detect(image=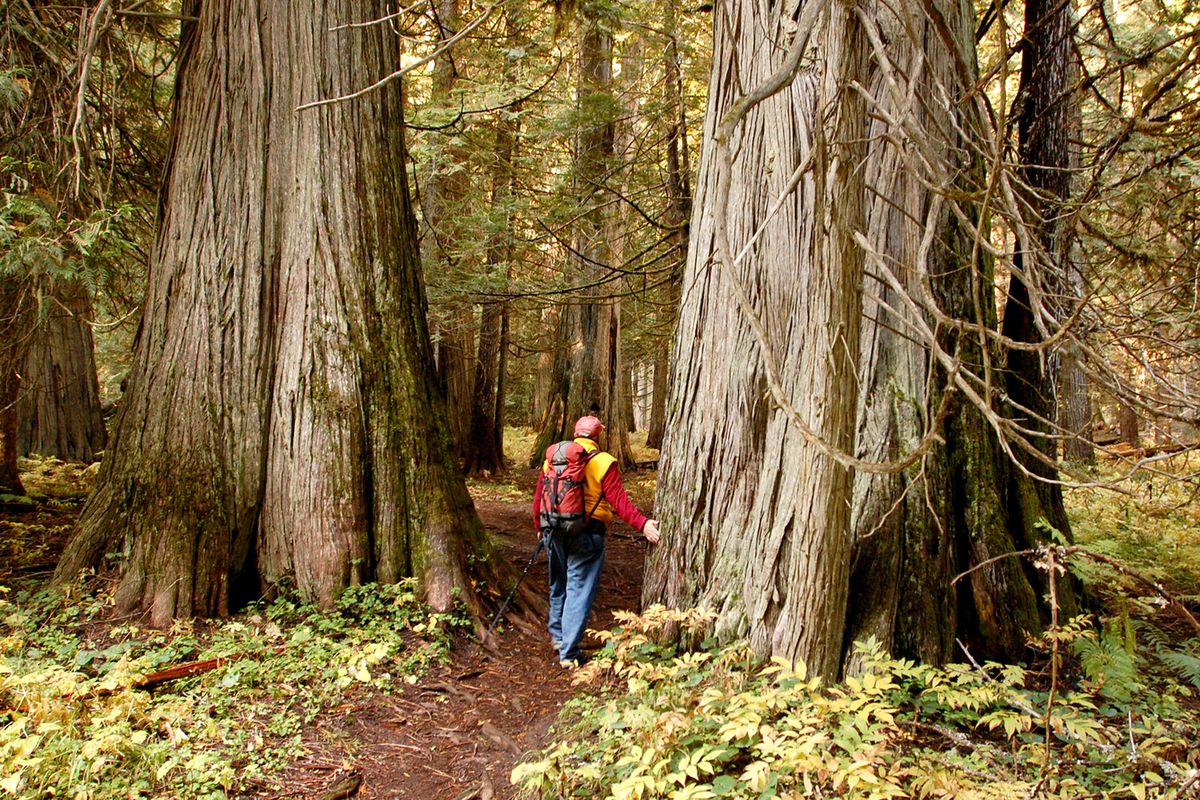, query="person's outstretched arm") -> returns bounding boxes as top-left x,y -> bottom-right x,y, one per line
599,466 -> 659,543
